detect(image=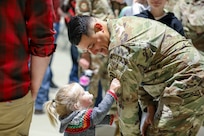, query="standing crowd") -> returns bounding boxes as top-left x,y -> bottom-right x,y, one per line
0,0 -> 204,136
